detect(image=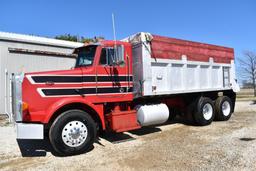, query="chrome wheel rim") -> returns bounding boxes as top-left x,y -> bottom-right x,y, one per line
222,101 -> 231,116
62,120 -> 88,147
202,103 -> 213,120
